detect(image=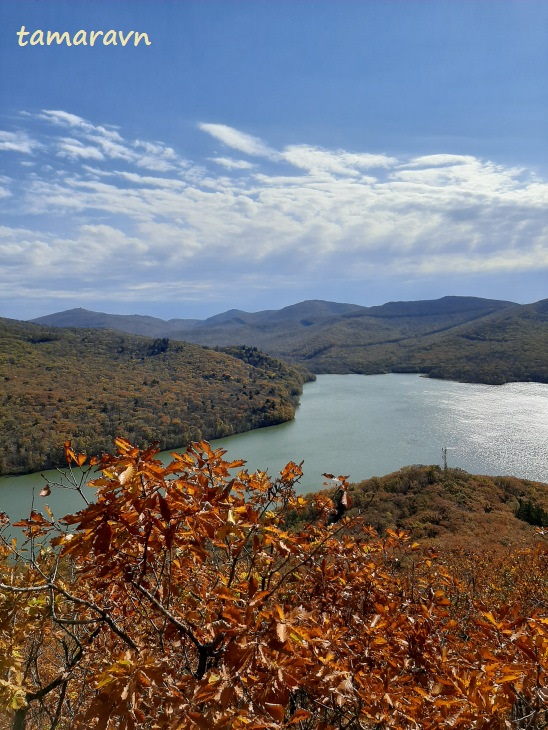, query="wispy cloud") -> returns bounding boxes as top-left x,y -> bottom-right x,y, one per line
1,111 -> 547,309
58,138 -> 106,161
199,123 -> 277,158
211,157 -> 255,170
0,130 -> 39,154
37,109 -> 186,172
282,145 -> 396,177
38,110 -> 123,141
